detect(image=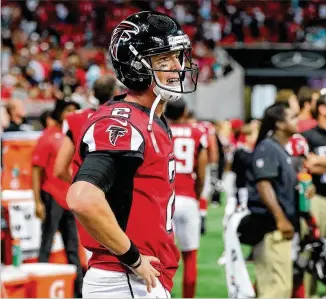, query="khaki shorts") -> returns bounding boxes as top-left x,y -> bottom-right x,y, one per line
253,230 -> 293,298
